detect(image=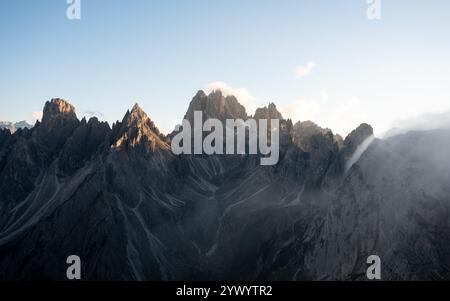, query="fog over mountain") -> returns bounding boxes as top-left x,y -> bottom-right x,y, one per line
0,121 -> 32,134
384,110 -> 450,138
0,90 -> 449,280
